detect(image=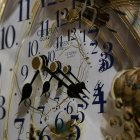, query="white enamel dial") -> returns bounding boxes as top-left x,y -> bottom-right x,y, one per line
0,0 -> 139,140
